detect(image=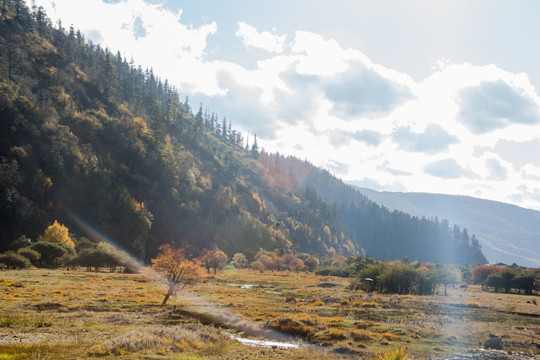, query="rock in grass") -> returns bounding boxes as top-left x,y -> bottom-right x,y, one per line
484,337 -> 503,349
